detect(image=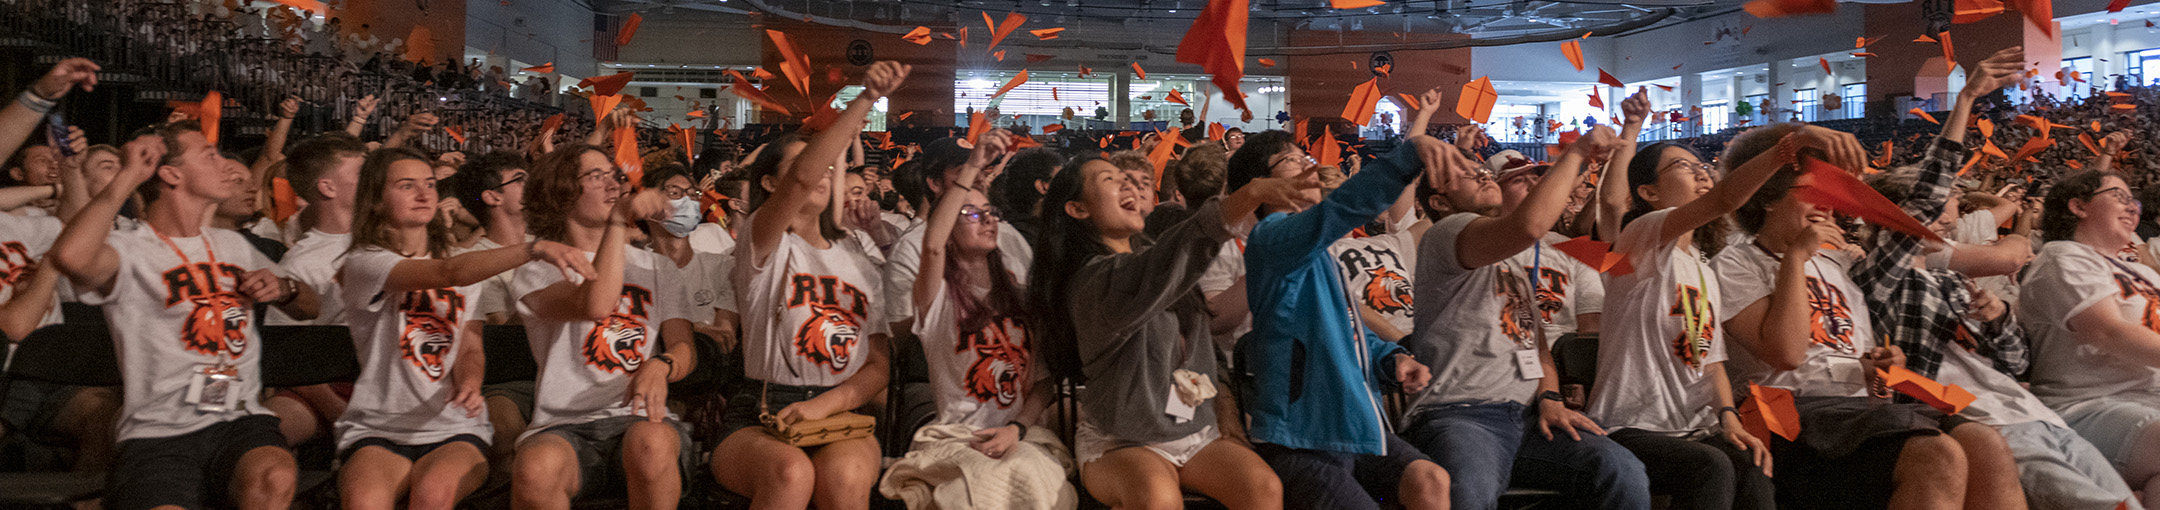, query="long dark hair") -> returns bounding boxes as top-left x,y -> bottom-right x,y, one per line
1622,141 -> 1731,255
741,134 -> 845,241
1027,156 -> 1111,384
348,148 -> 453,258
